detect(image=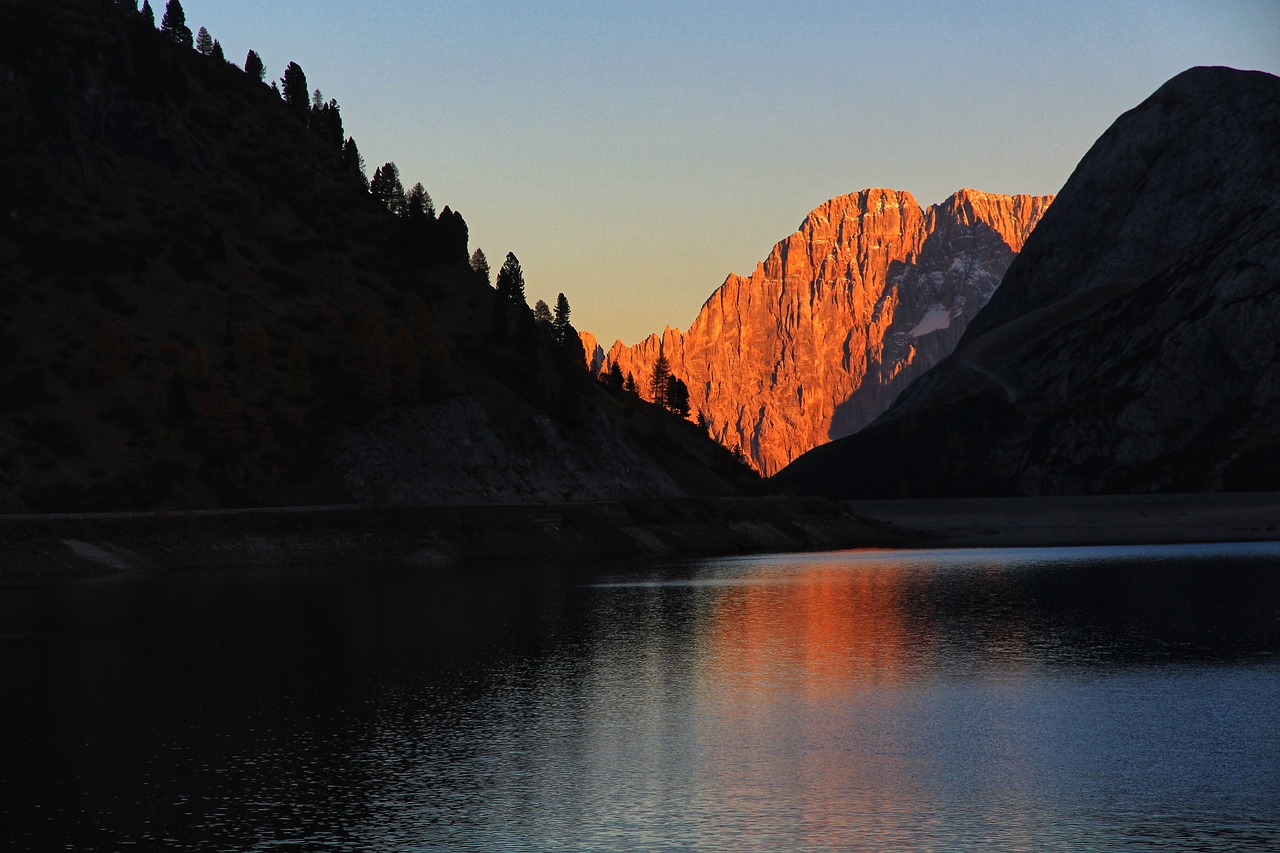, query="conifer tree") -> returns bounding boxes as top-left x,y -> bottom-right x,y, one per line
140,0 -> 155,29
341,136 -> 367,186
244,49 -> 265,82
406,183 -> 434,219
470,248 -> 491,287
370,162 -> 406,215
607,362 -> 625,391
195,26 -> 212,56
624,372 -> 637,394
666,376 -> 691,416
553,293 -> 571,342
211,39 -> 225,62
281,61 -> 309,116
160,0 -> 192,48
495,252 -> 526,305
650,353 -> 671,407
533,299 -> 553,328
